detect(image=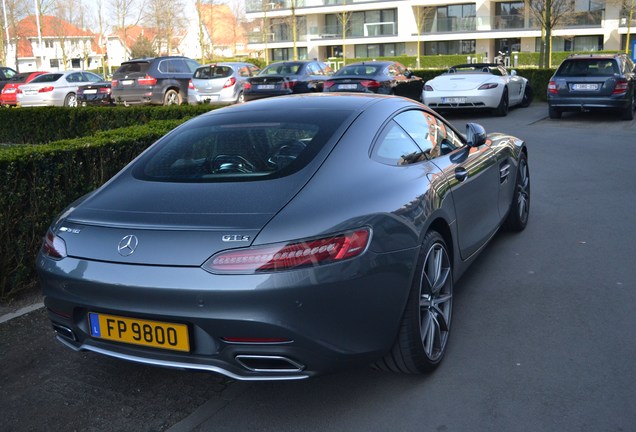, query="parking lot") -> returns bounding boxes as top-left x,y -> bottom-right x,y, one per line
1,102 -> 635,432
